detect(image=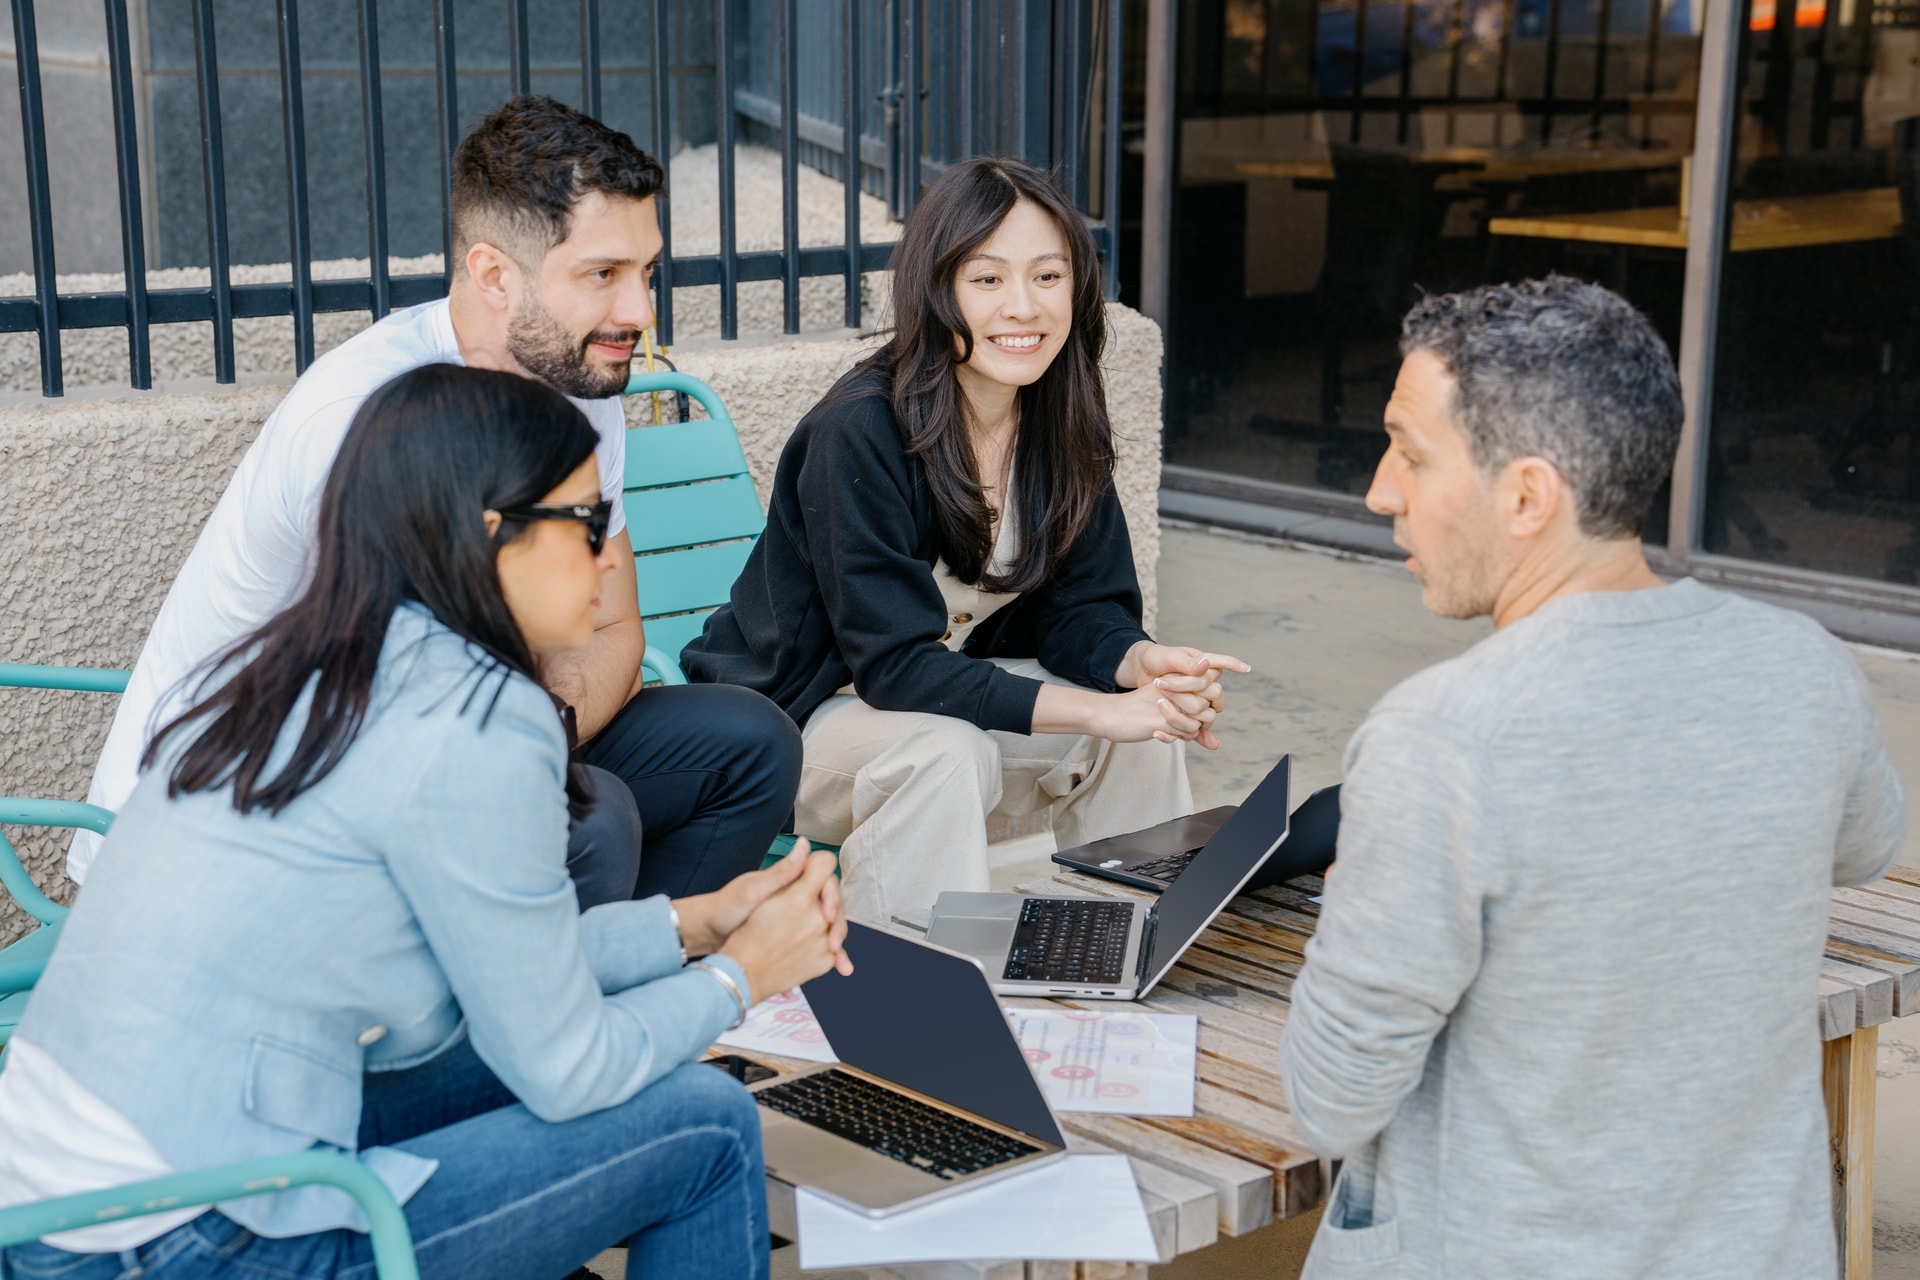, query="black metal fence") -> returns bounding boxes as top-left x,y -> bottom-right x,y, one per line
2,0 -> 1123,398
